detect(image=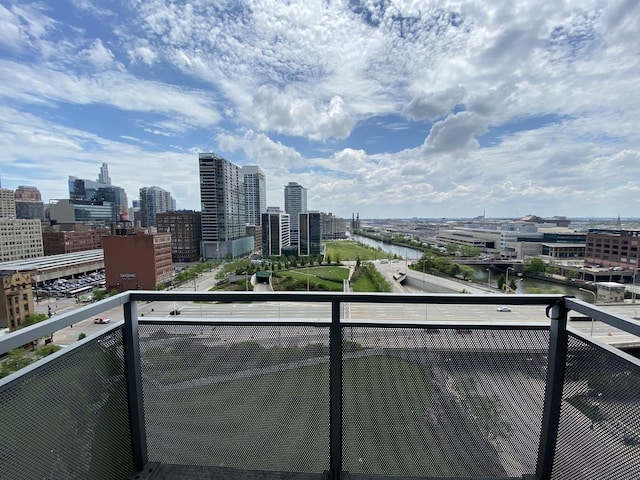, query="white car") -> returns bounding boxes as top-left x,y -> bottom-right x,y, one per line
94,317 -> 110,324
496,307 -> 512,312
